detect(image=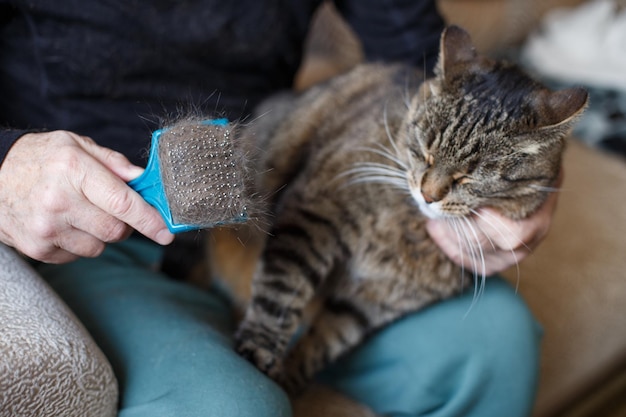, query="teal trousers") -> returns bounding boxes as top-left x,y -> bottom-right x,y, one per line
38,237 -> 541,417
